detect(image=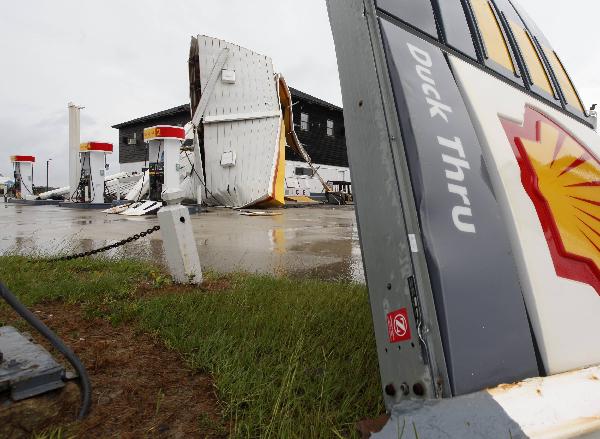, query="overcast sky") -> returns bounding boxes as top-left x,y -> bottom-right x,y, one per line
1,0 -> 598,187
